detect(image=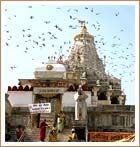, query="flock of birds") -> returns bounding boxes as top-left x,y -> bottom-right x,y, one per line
5,5 -> 135,86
